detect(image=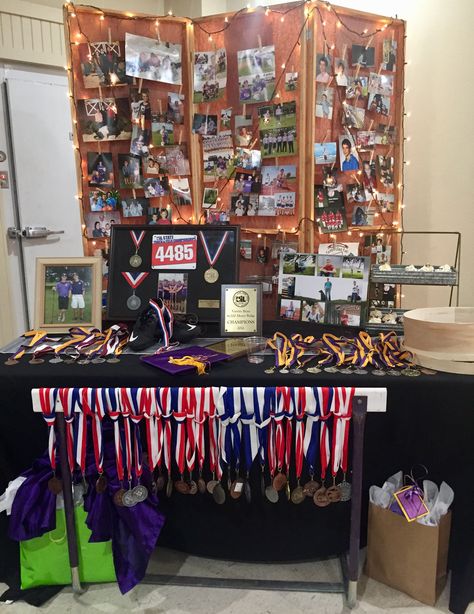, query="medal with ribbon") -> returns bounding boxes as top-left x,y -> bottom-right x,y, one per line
5,330 -> 49,365
331,387 -> 355,501
198,230 -> 229,284
118,388 -> 136,507
121,272 -> 149,311
253,387 -> 273,498
172,388 -> 190,494
313,387 -> 334,507
129,388 -> 148,503
105,388 -> 127,506
156,387 -> 173,496
290,387 -> 306,503
129,230 -> 146,268
38,388 -> 62,493
302,387 -> 321,497
58,387 -> 77,478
